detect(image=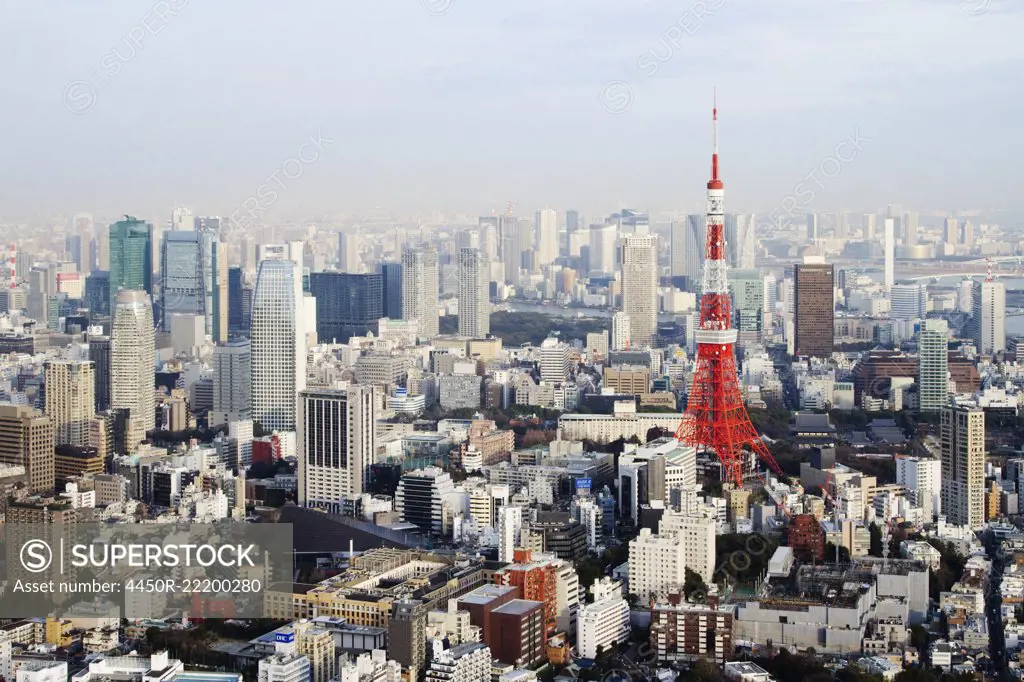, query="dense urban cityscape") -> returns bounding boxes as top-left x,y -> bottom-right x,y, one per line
2,2 -> 1022,682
